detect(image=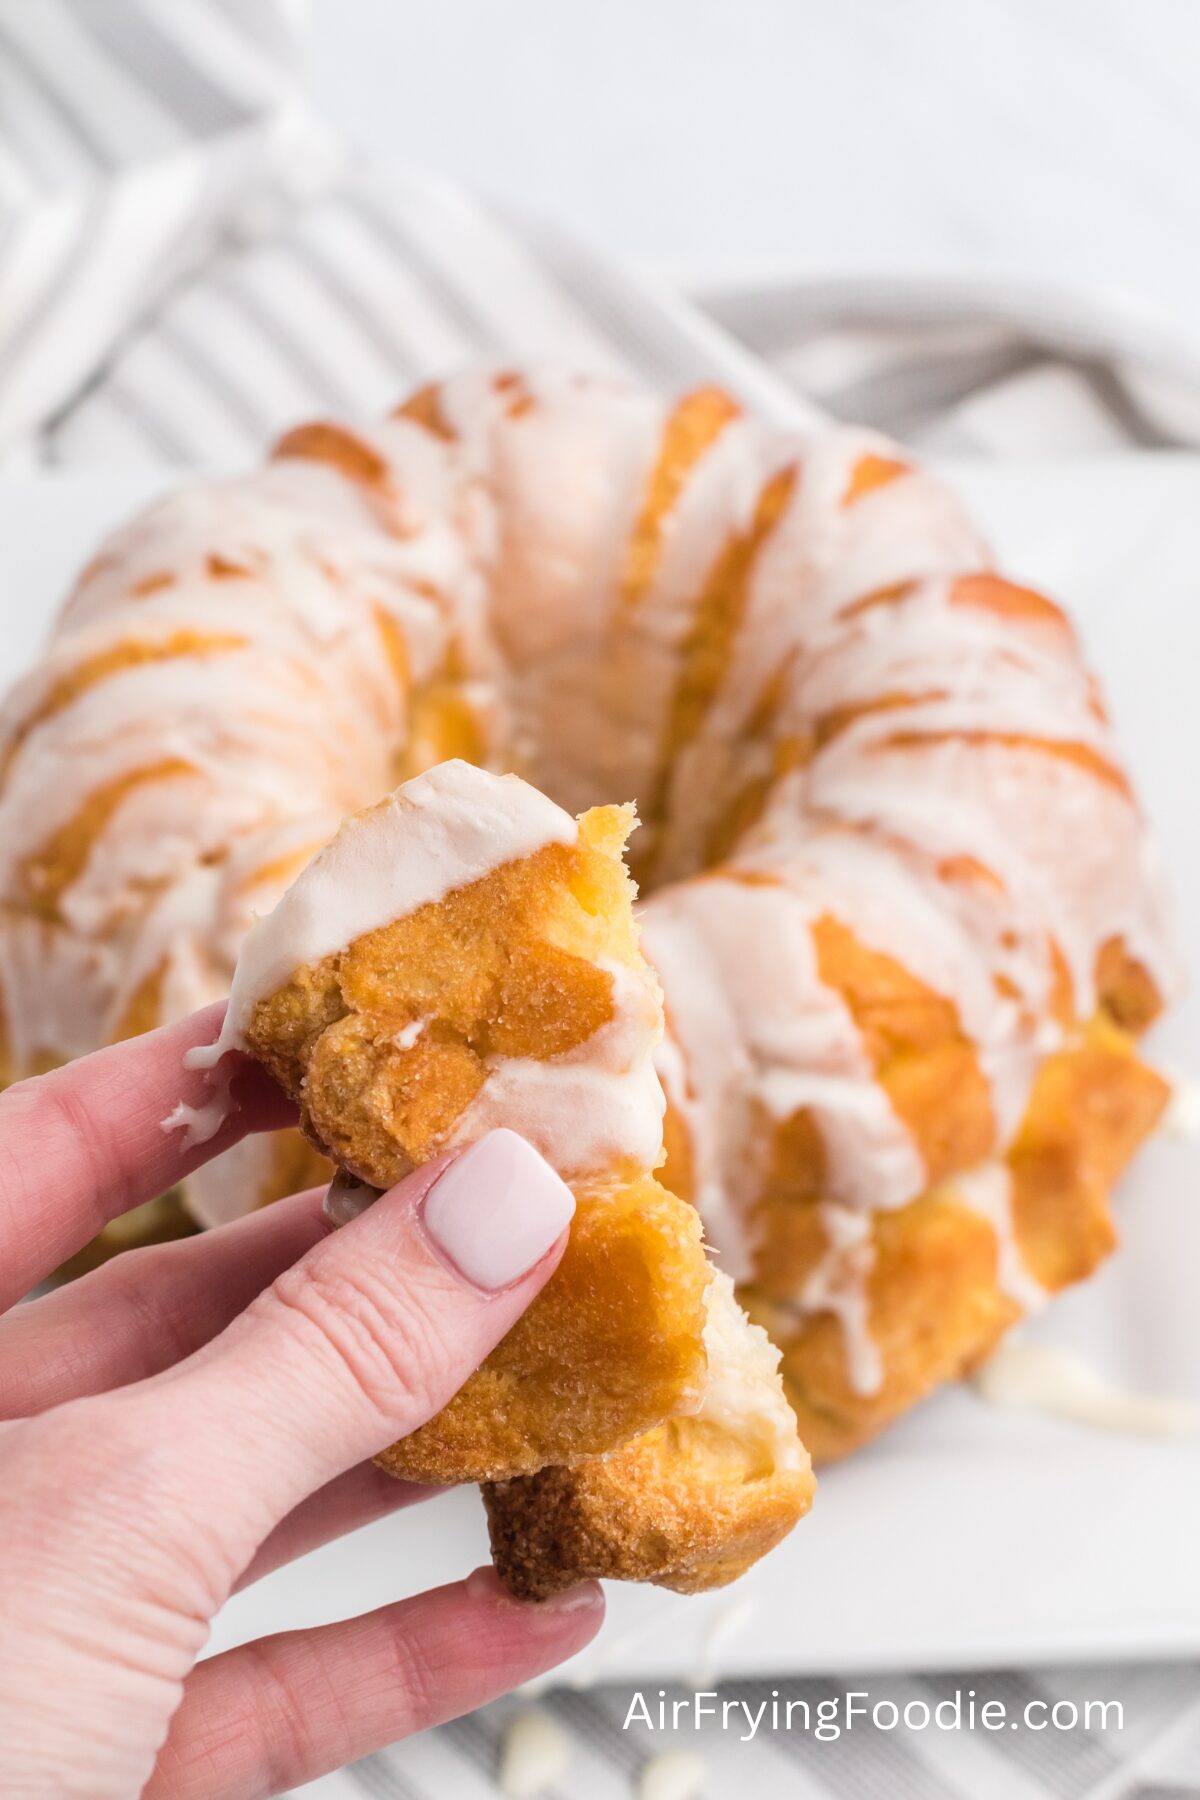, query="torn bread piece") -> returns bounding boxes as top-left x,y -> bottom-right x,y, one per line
222,759 -> 812,1588
484,1271 -> 815,1598
219,761 -> 712,1481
